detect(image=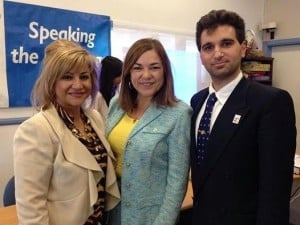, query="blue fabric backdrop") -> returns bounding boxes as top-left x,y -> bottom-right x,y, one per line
4,1 -> 111,107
